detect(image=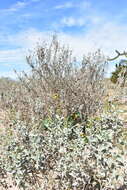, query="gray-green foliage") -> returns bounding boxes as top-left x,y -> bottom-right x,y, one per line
0,114 -> 127,190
